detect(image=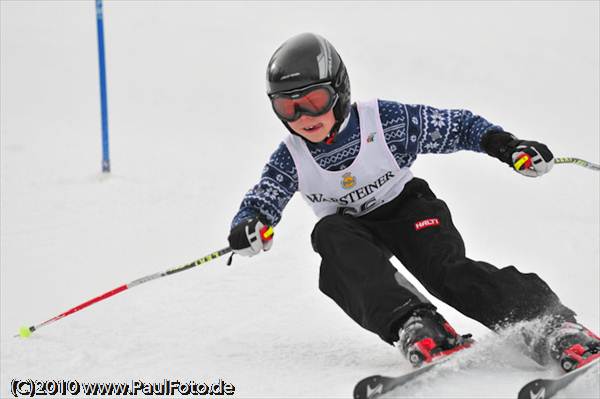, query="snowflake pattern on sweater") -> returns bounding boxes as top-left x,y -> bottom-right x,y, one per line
231,99 -> 502,228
